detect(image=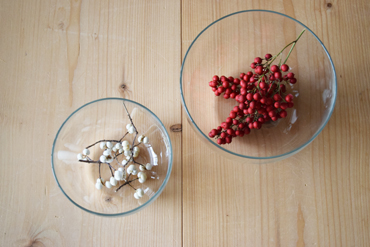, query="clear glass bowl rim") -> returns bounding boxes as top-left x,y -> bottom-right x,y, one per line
51,97 -> 173,217
180,9 -> 337,161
